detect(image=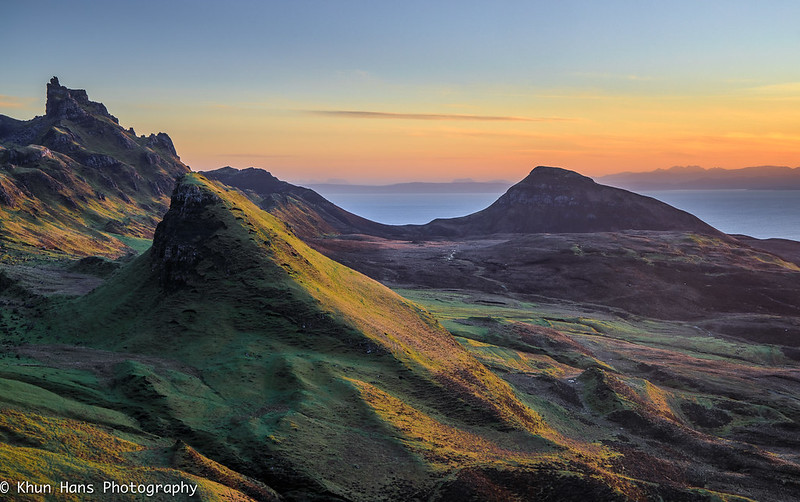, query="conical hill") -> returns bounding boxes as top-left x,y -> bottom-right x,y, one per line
54,173 -> 585,499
